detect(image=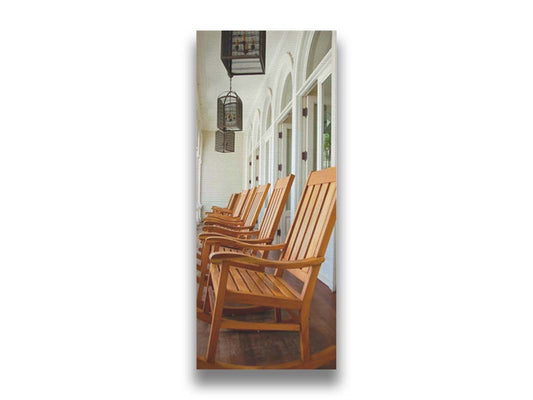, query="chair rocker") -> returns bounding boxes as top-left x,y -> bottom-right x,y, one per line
197,167 -> 337,369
